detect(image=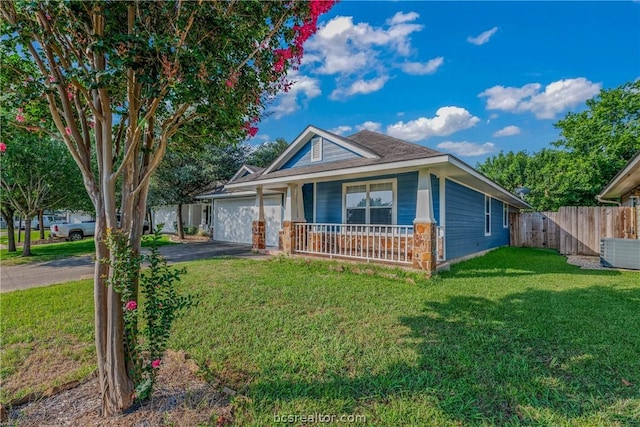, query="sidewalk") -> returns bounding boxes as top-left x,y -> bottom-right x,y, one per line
0,241 -> 260,293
